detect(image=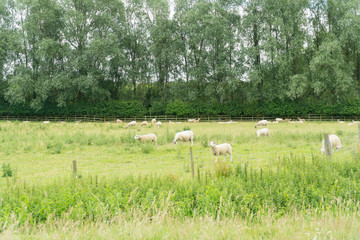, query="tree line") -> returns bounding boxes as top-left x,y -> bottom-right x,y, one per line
0,0 -> 360,113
